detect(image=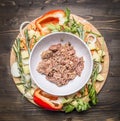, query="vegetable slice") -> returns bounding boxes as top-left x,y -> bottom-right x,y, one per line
23,65 -> 30,74
22,58 -> 29,65
33,88 -> 63,111
96,74 -> 104,81
86,33 -> 97,43
35,10 -> 65,35
92,51 -> 101,62
98,50 -> 105,57
98,63 -> 102,73
11,62 -> 20,77
21,50 -> 29,59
